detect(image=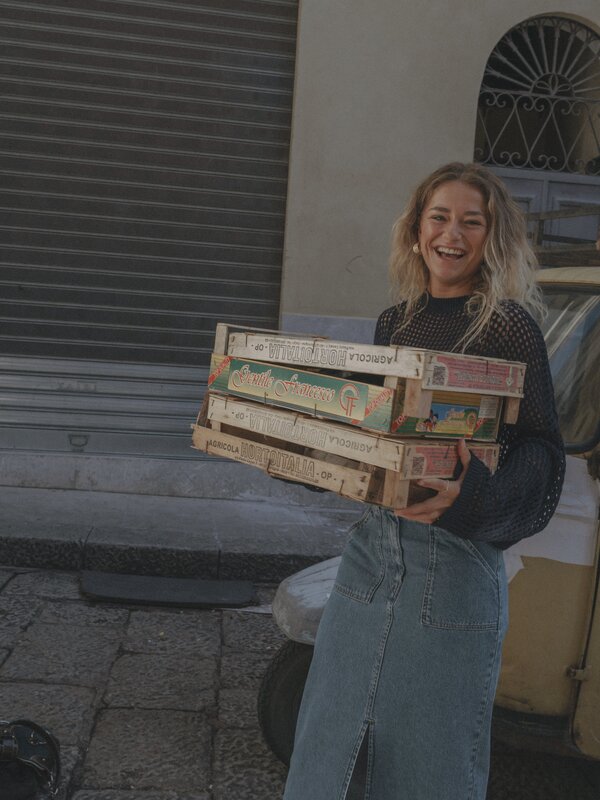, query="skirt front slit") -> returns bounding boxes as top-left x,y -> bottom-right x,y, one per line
283,507 -> 508,800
